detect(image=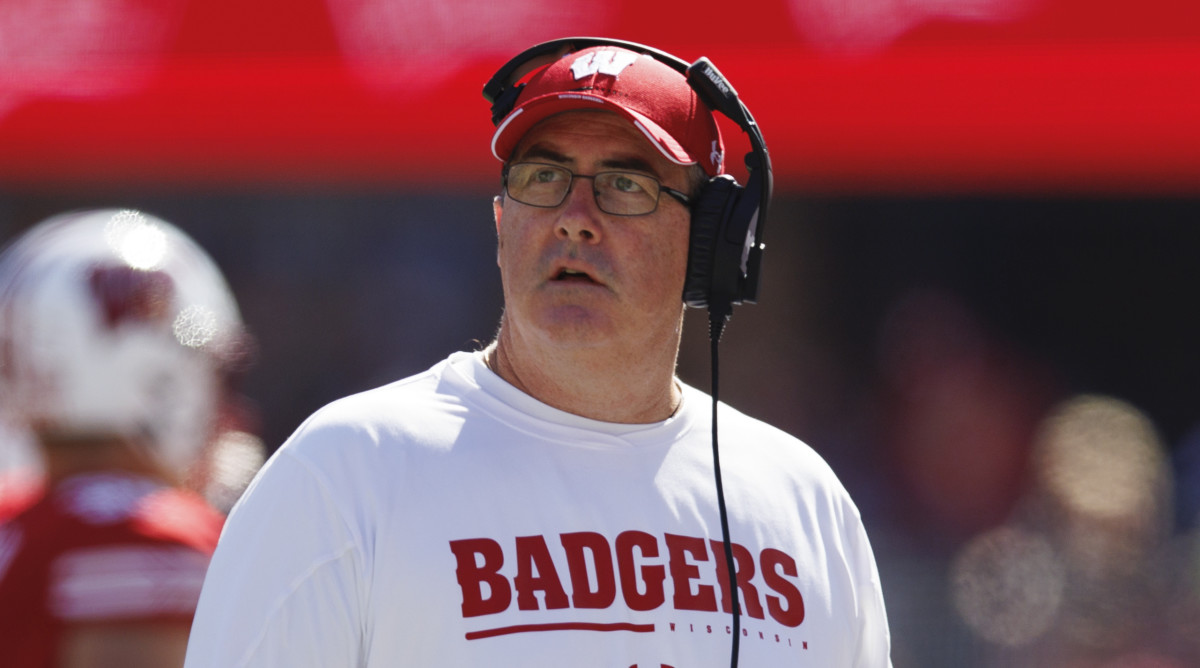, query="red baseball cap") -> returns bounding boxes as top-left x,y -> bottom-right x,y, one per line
491,45 -> 726,177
